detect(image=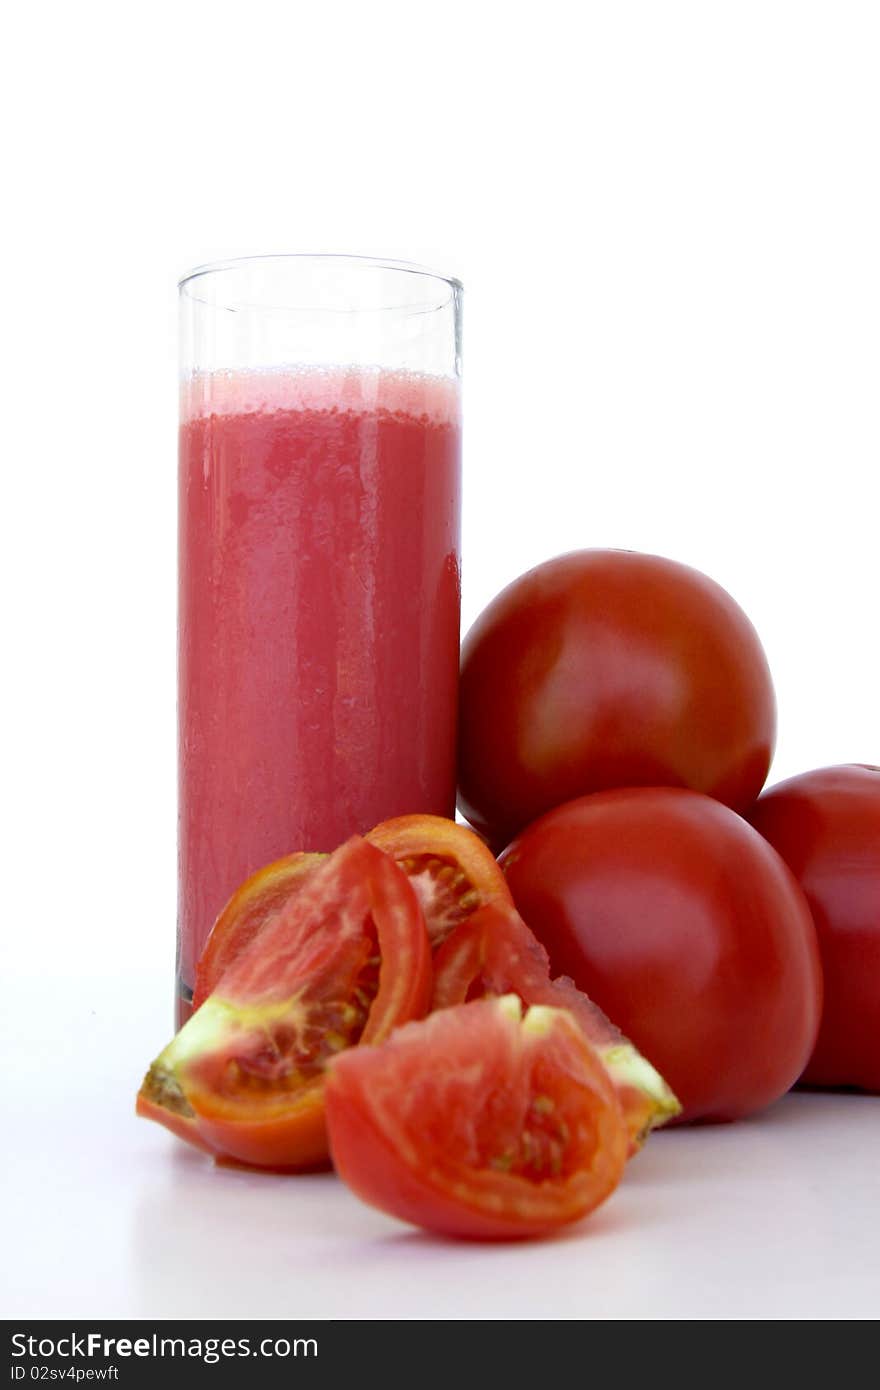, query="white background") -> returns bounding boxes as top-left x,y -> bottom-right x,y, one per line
3,1 -> 879,1321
